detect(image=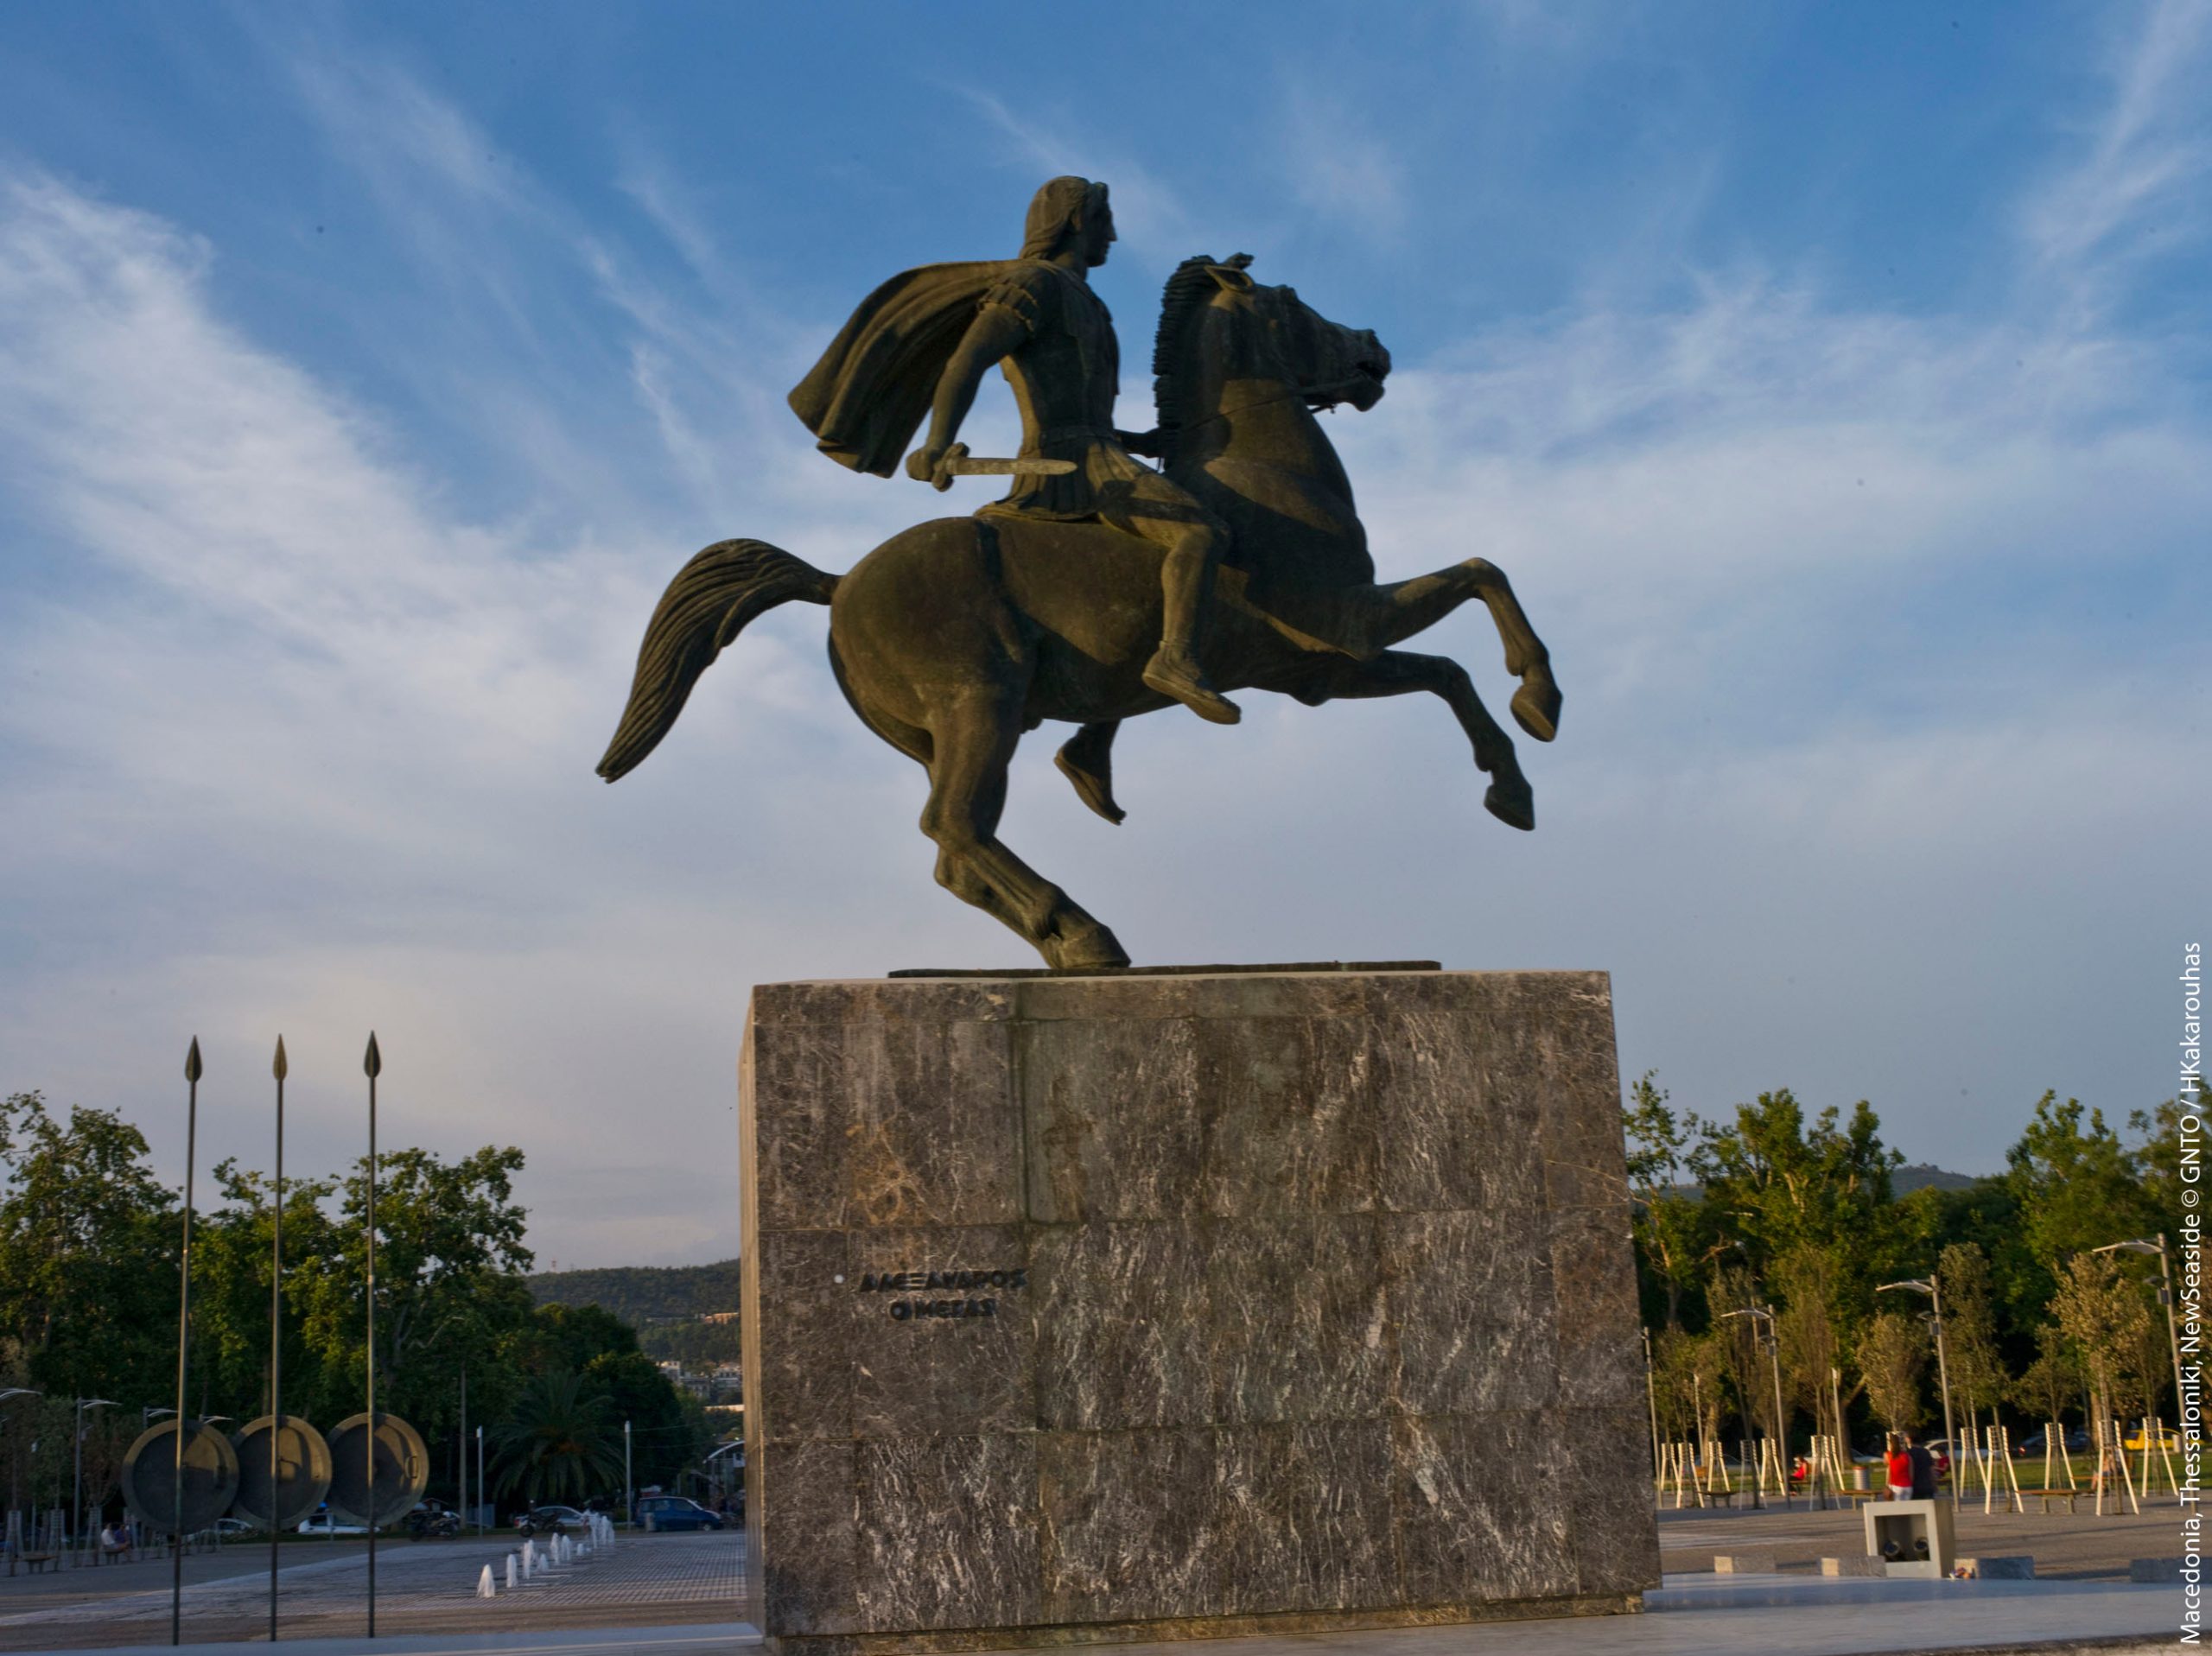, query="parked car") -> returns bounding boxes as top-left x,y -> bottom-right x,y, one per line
213,1517 -> 257,1539
297,1511 -> 369,1537
635,1494 -> 724,1533
2013,1427 -> 2092,1457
